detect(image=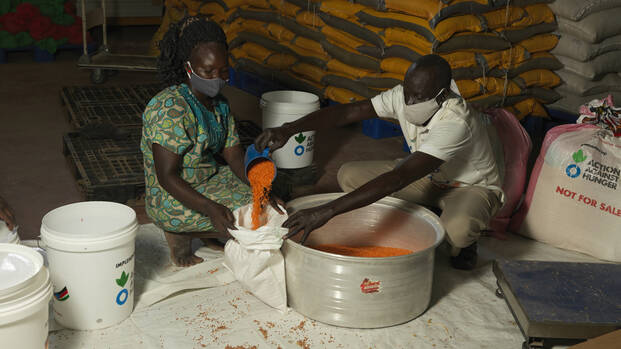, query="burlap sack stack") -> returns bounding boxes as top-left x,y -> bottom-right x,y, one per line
152,0 -> 563,120
548,0 -> 621,114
